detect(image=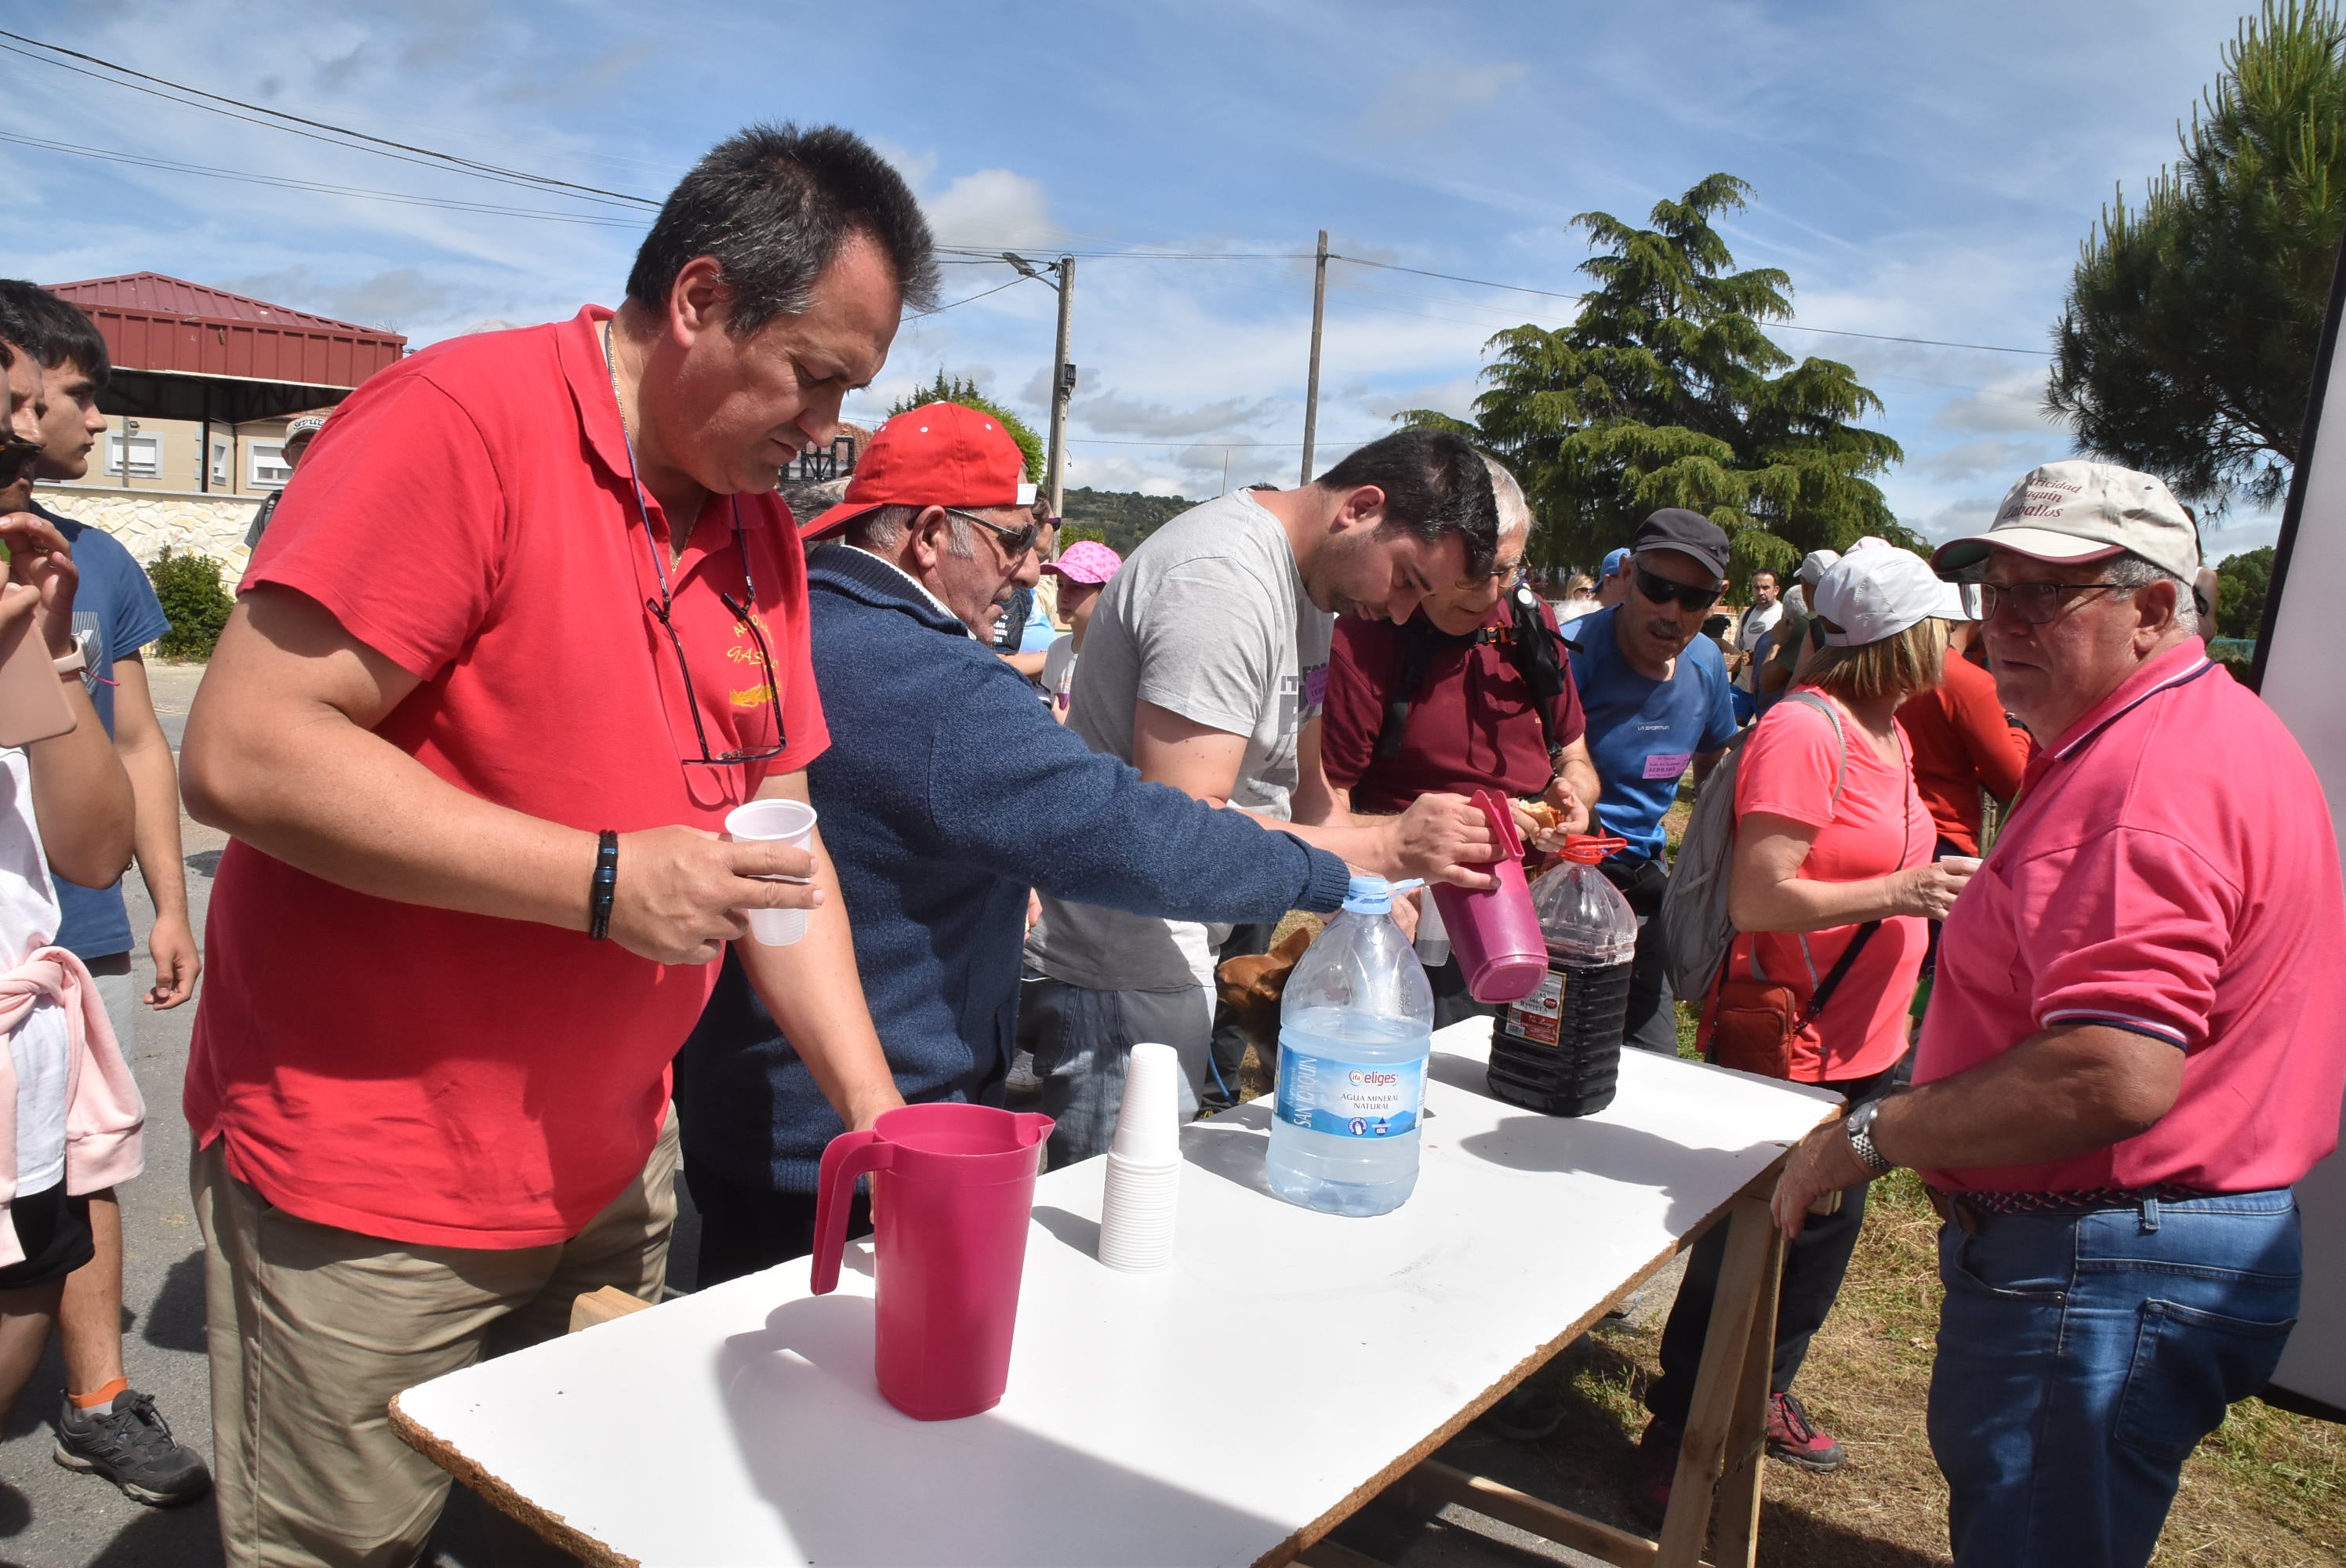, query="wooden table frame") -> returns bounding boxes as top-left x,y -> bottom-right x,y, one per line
1291,1162 -> 1789,1568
